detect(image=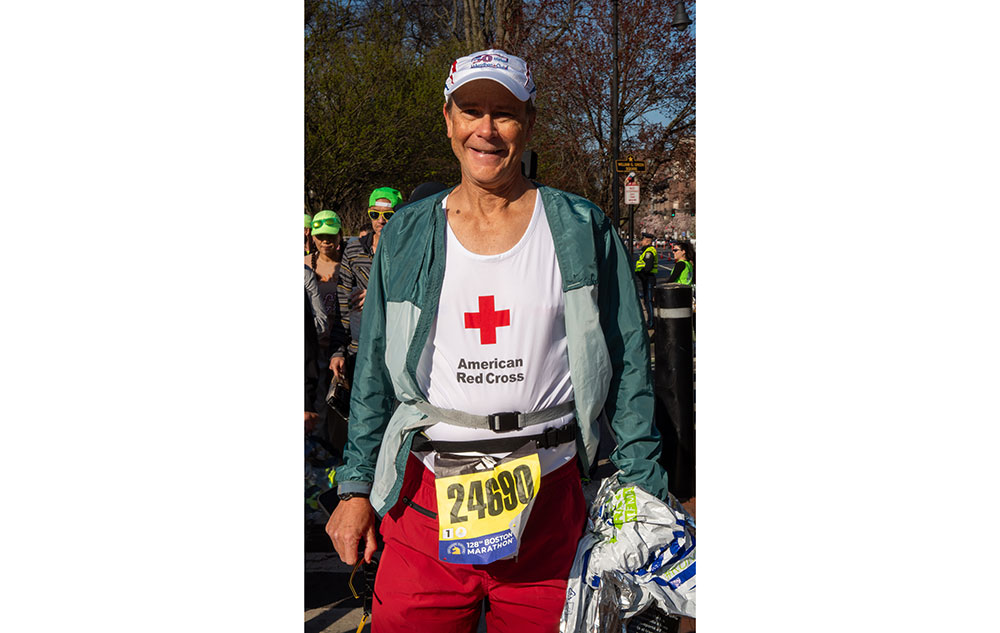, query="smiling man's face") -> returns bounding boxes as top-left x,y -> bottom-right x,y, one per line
444,79 -> 535,190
